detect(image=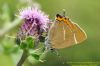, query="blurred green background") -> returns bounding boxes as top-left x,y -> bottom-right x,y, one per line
0,0 -> 100,66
